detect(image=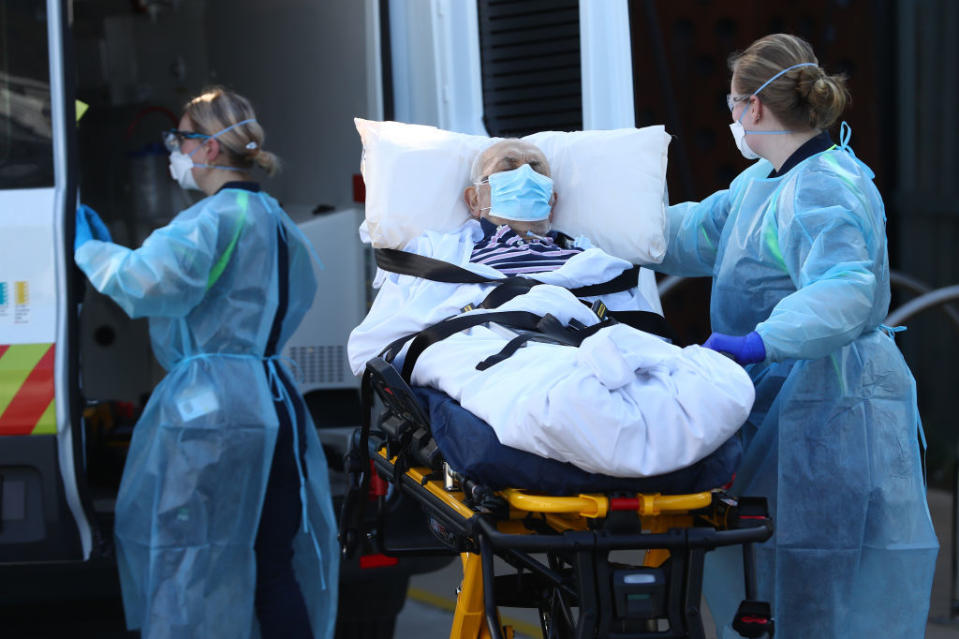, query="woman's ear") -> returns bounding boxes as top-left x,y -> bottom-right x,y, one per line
751,98 -> 763,124
548,191 -> 558,221
204,138 -> 220,162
